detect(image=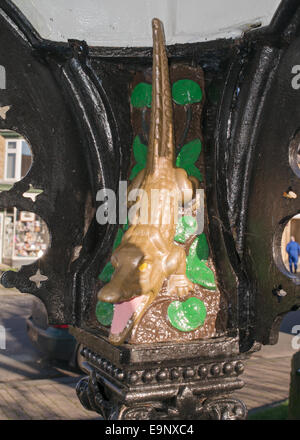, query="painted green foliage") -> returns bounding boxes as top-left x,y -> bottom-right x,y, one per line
175,139 -> 202,181
97,80 -> 213,327
97,225 -> 127,325
174,215 -> 197,243
167,297 -> 206,332
98,217 -> 130,285
98,262 -> 115,284
188,233 -> 209,261
131,82 -> 152,108
174,217 -> 216,291
130,80 -> 203,181
172,79 -> 203,105
129,136 -> 202,181
96,301 -> 114,326
98,228 -> 124,283
131,79 -> 202,109
186,235 -> 216,290
130,136 -> 147,180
